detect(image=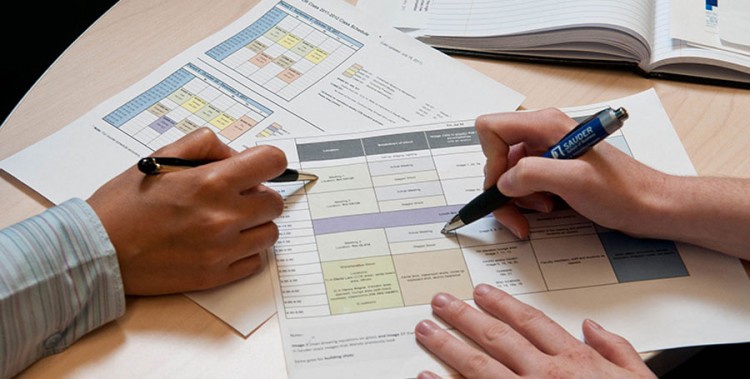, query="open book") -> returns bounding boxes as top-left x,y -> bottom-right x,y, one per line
358,0 -> 750,87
